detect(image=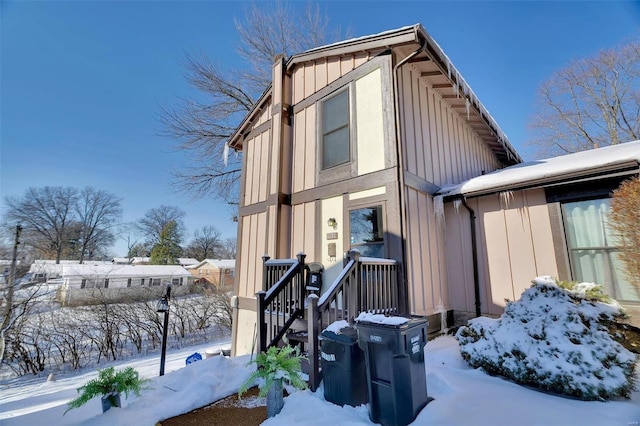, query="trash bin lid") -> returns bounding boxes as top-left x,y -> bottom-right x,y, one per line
321,325 -> 358,343
355,313 -> 428,329
355,312 -> 410,327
